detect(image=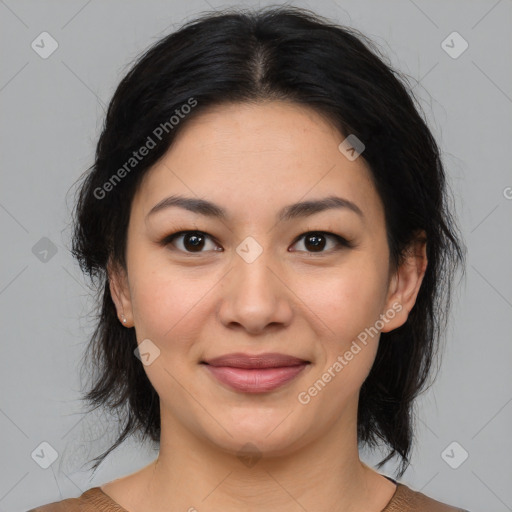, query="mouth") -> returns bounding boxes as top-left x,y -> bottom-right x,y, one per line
200,352 -> 311,393
201,352 -> 310,368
